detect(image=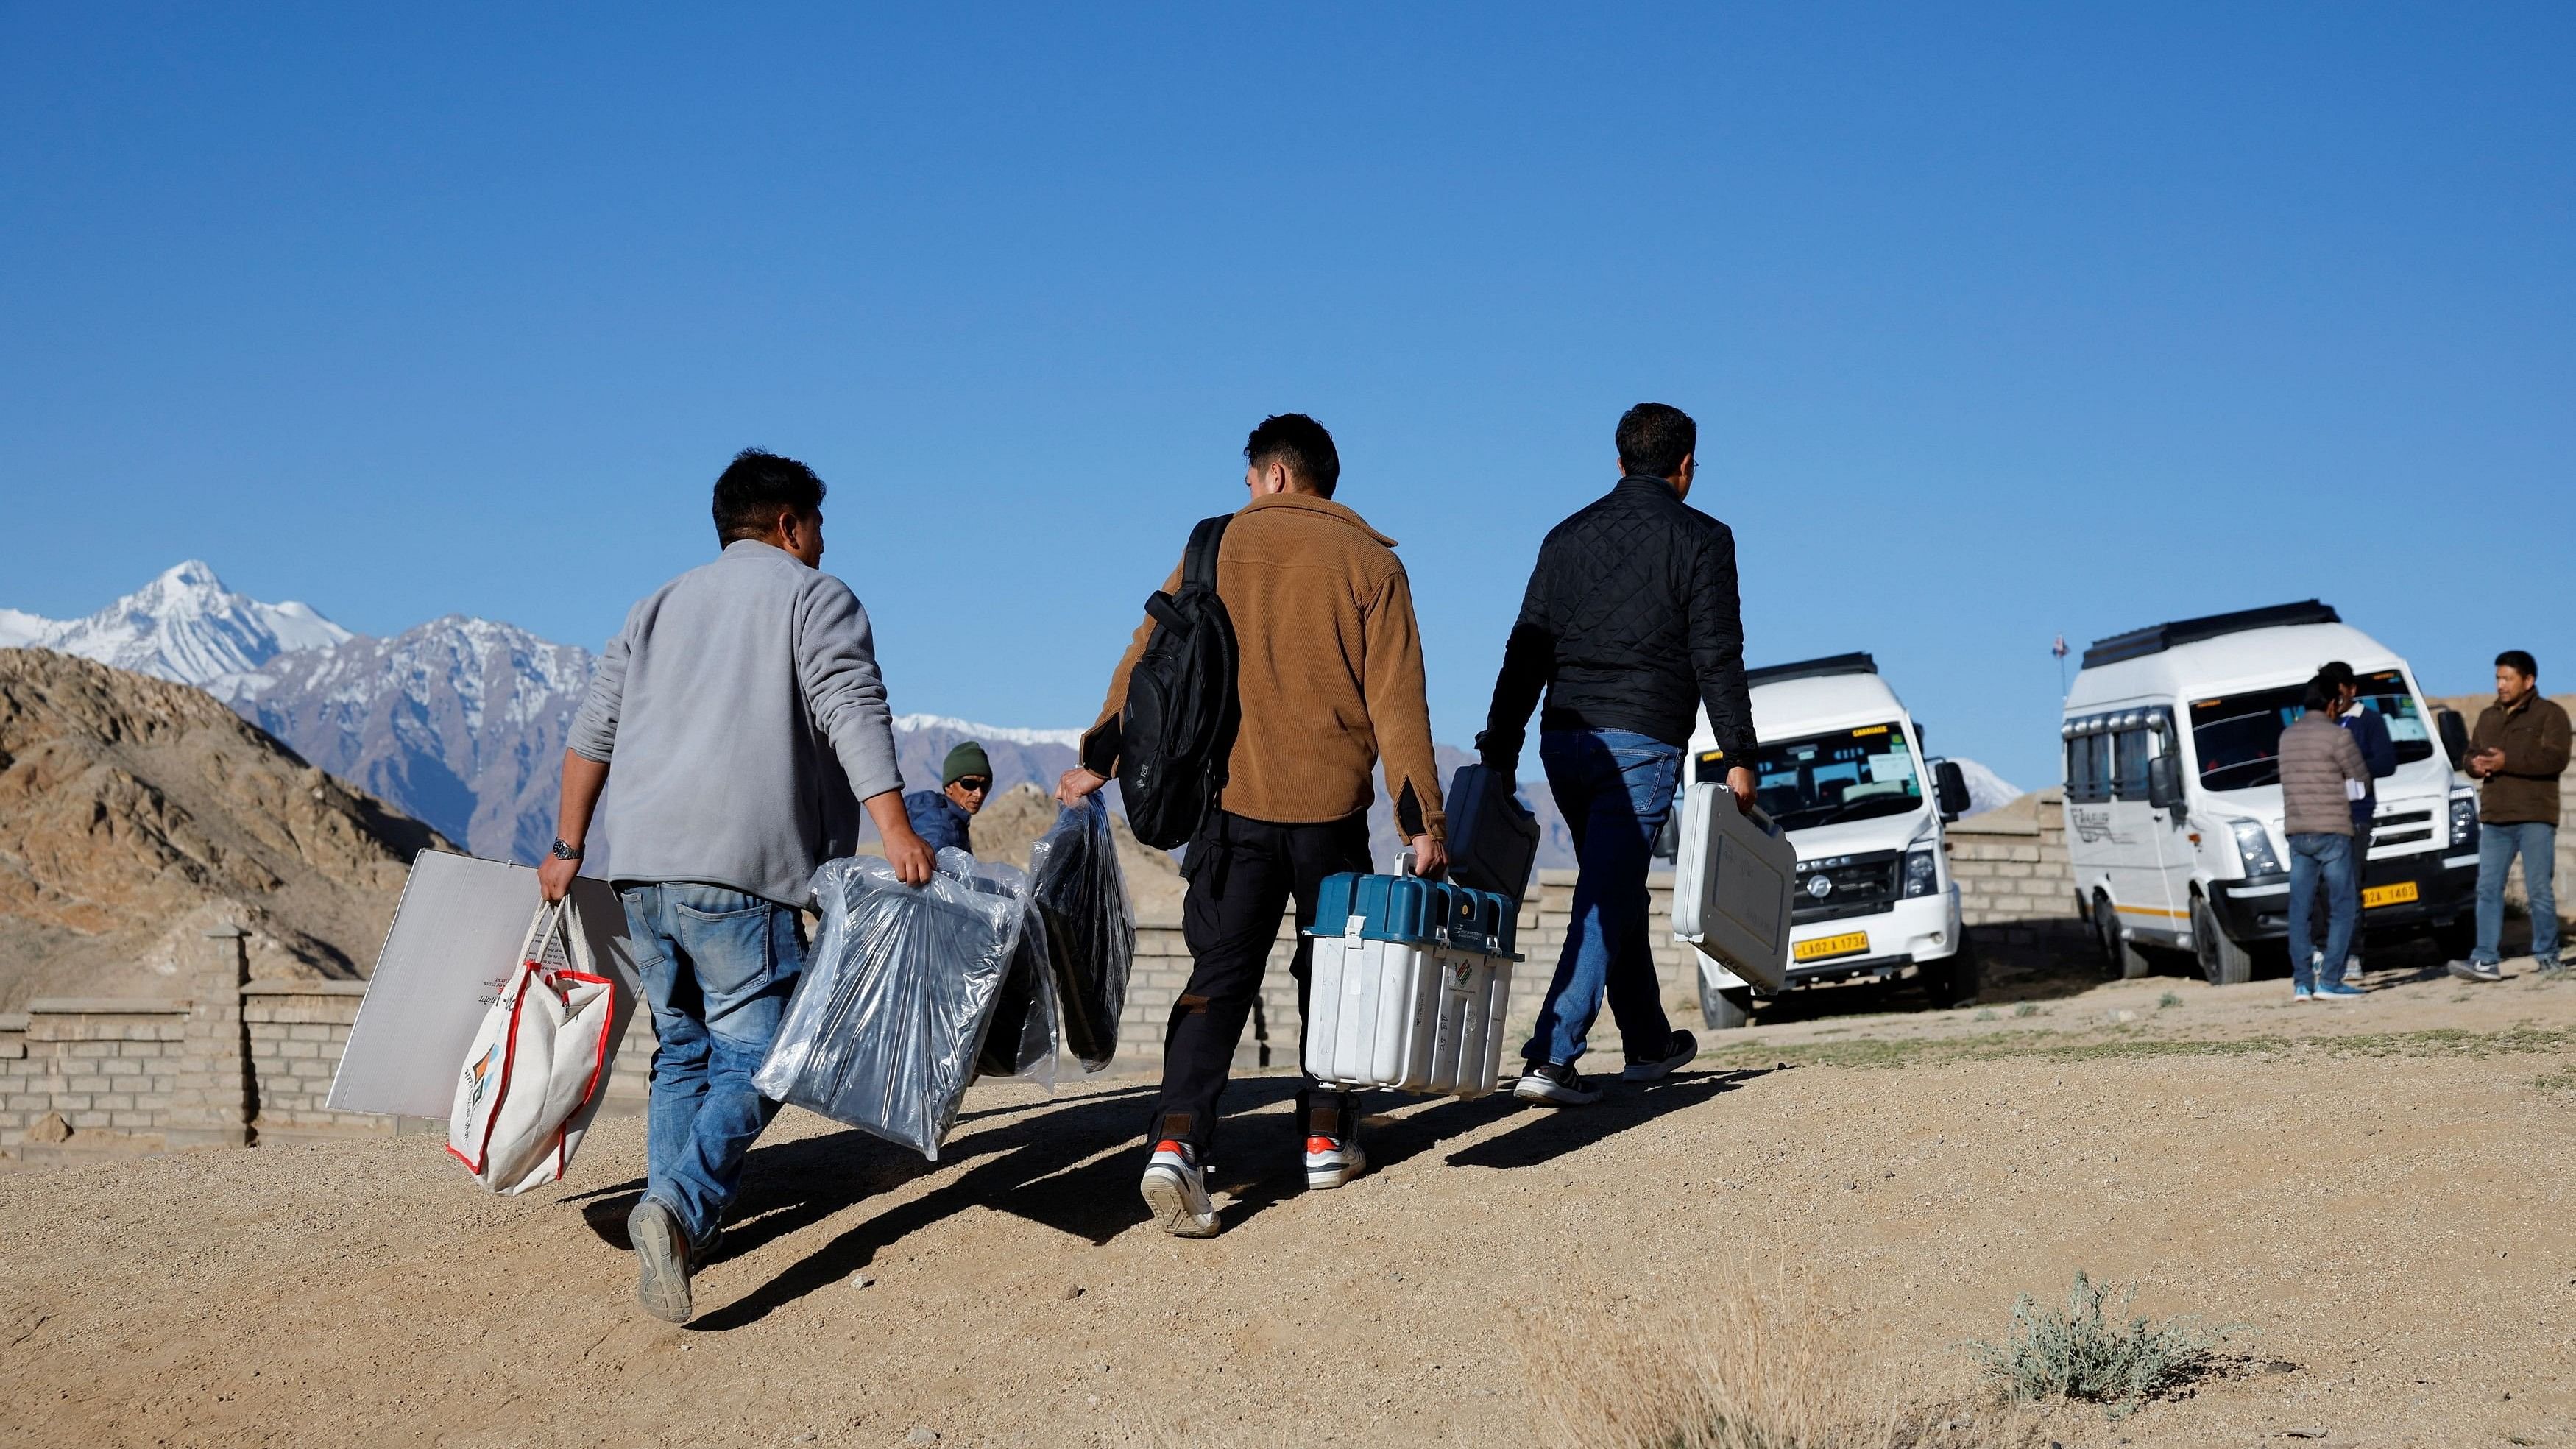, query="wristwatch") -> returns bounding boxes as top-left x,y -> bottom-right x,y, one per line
549,838 -> 584,861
